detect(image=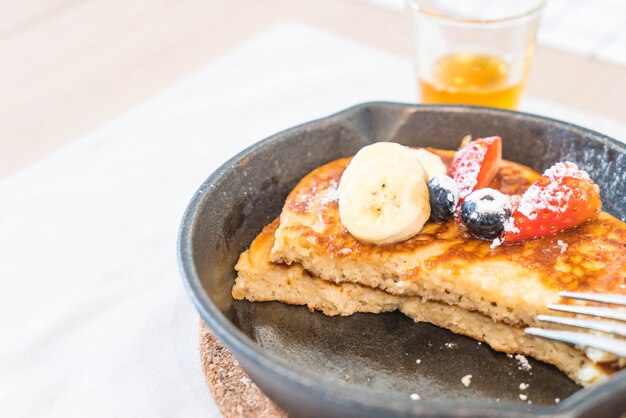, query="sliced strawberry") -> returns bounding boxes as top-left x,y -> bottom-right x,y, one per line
501,162 -> 601,243
450,136 -> 502,201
